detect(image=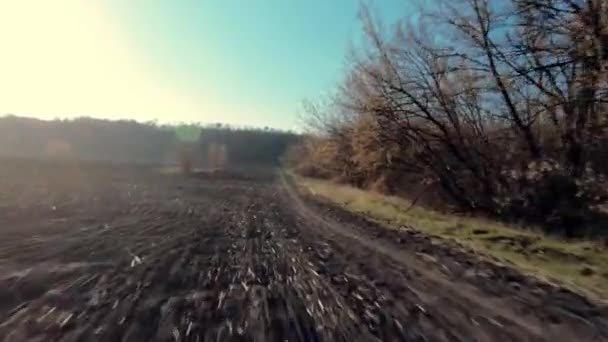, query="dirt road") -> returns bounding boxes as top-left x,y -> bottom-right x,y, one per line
0,161 -> 606,341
